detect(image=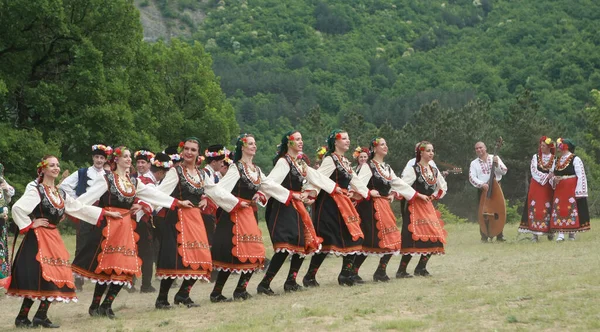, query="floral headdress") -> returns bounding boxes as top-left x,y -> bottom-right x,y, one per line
92,144 -> 113,157
110,146 -> 127,162
352,146 -> 369,160
36,159 -> 49,174
316,146 -> 327,161
177,141 -> 185,154
196,155 -> 206,166
204,148 -> 227,158
150,158 -> 173,169
556,138 -> 575,152
134,150 -> 155,161
234,133 -> 253,163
